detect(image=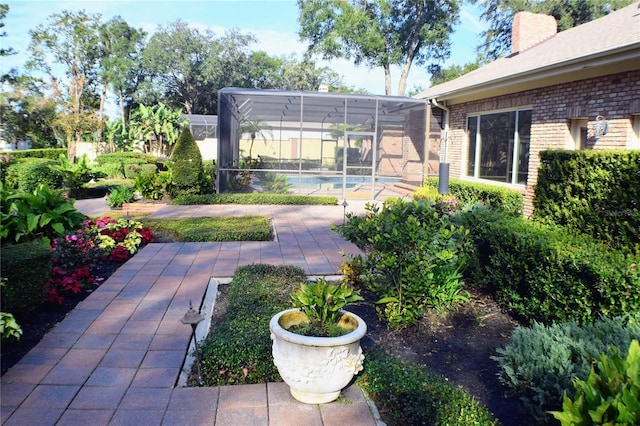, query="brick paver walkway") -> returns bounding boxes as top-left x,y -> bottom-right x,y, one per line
1,202 -> 385,425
